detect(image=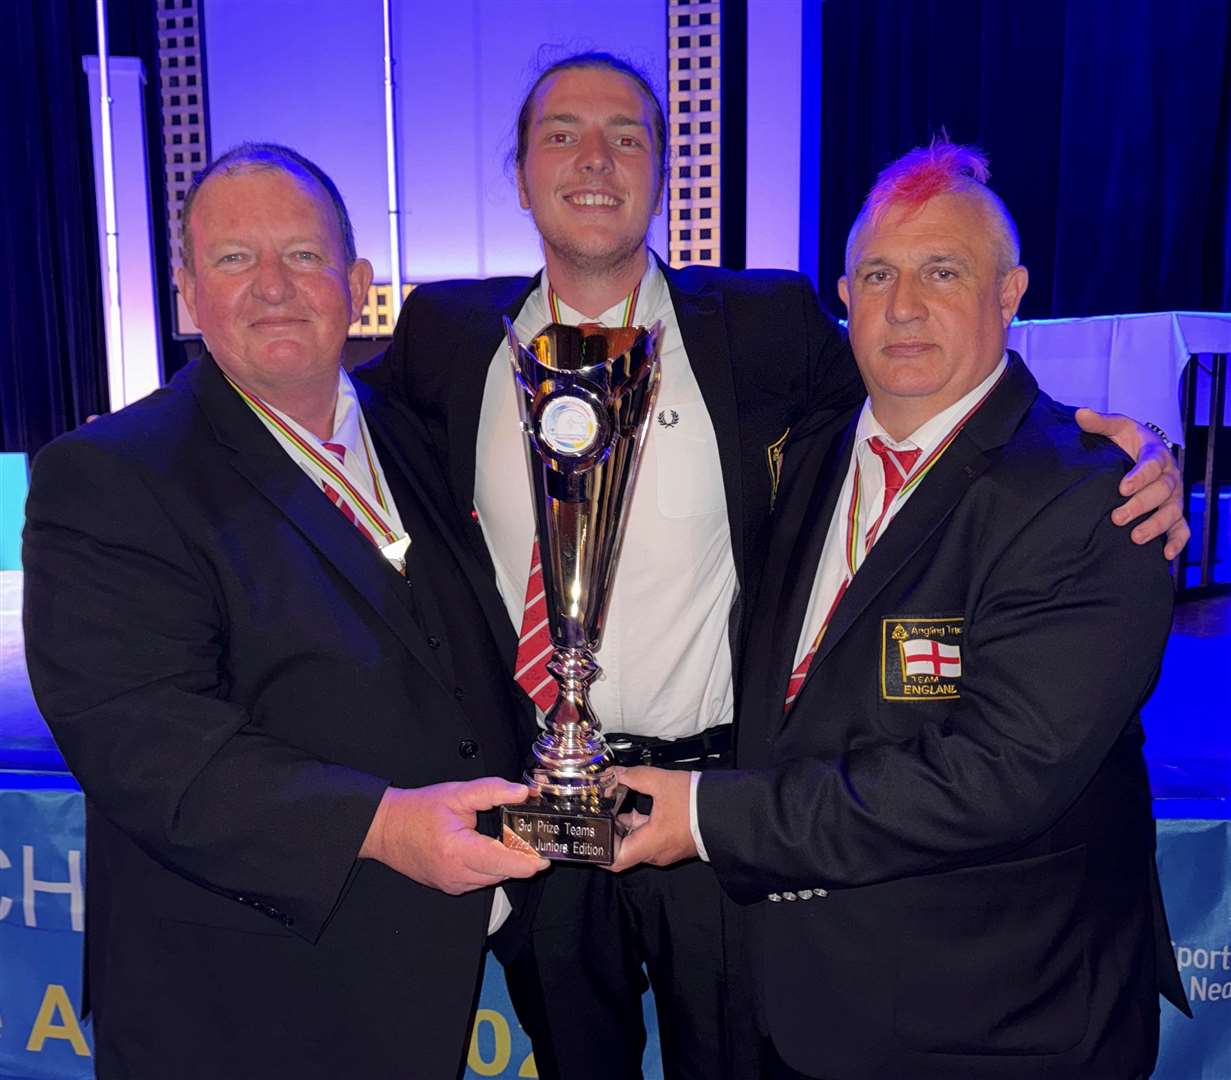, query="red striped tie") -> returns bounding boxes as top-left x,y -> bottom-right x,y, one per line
514,539 -> 557,711
865,436 -> 921,537
320,441 -> 377,546
784,436 -> 921,710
